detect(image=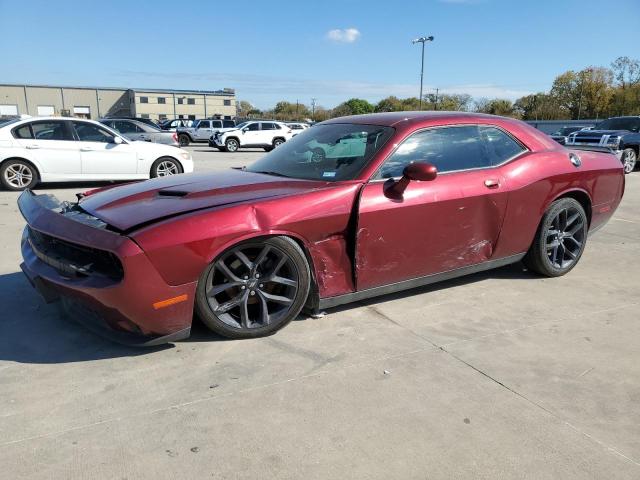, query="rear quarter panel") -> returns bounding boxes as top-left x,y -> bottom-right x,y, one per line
493,149 -> 624,258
